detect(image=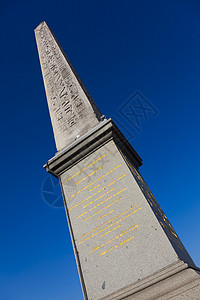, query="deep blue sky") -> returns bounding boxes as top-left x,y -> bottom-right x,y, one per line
1,1 -> 200,299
